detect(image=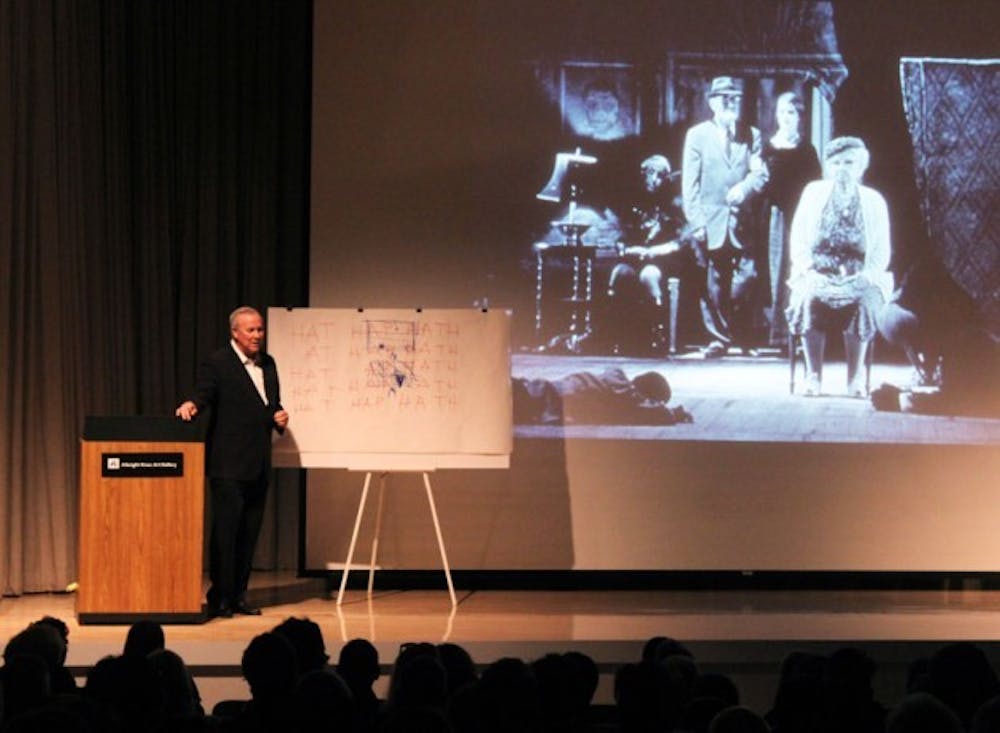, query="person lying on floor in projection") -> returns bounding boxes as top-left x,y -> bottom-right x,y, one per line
512,368 -> 693,426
